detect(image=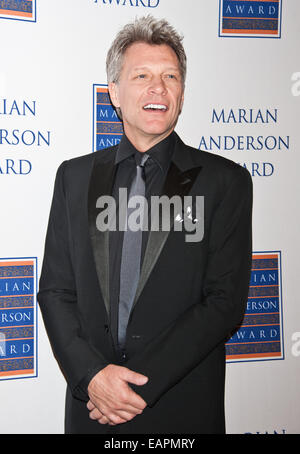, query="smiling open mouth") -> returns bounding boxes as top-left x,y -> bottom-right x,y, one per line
143,104 -> 168,112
